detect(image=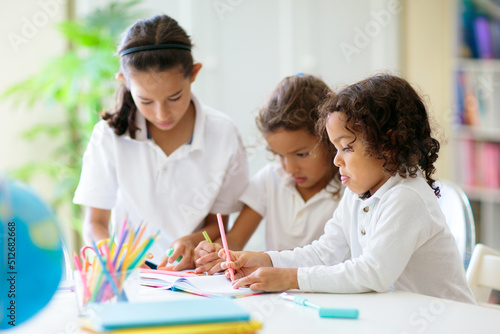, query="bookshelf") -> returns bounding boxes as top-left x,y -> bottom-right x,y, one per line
453,0 -> 500,250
